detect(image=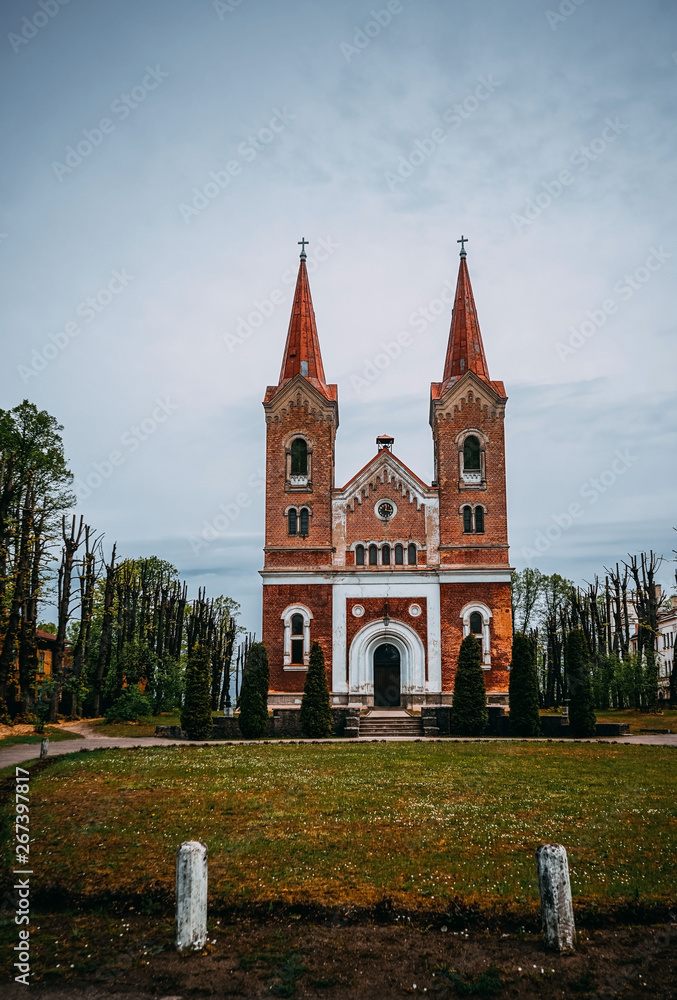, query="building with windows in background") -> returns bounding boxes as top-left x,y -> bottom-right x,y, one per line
261,240 -> 513,708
